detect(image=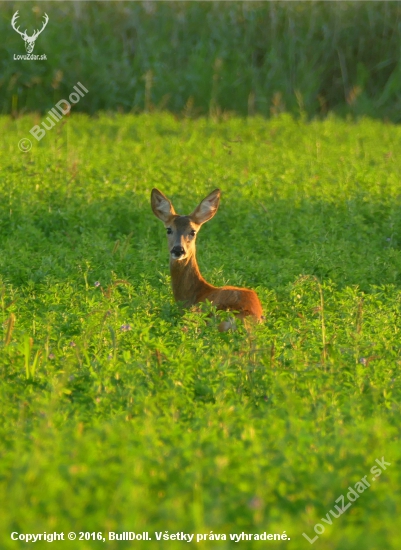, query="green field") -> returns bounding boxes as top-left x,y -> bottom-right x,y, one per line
0,113 -> 400,549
